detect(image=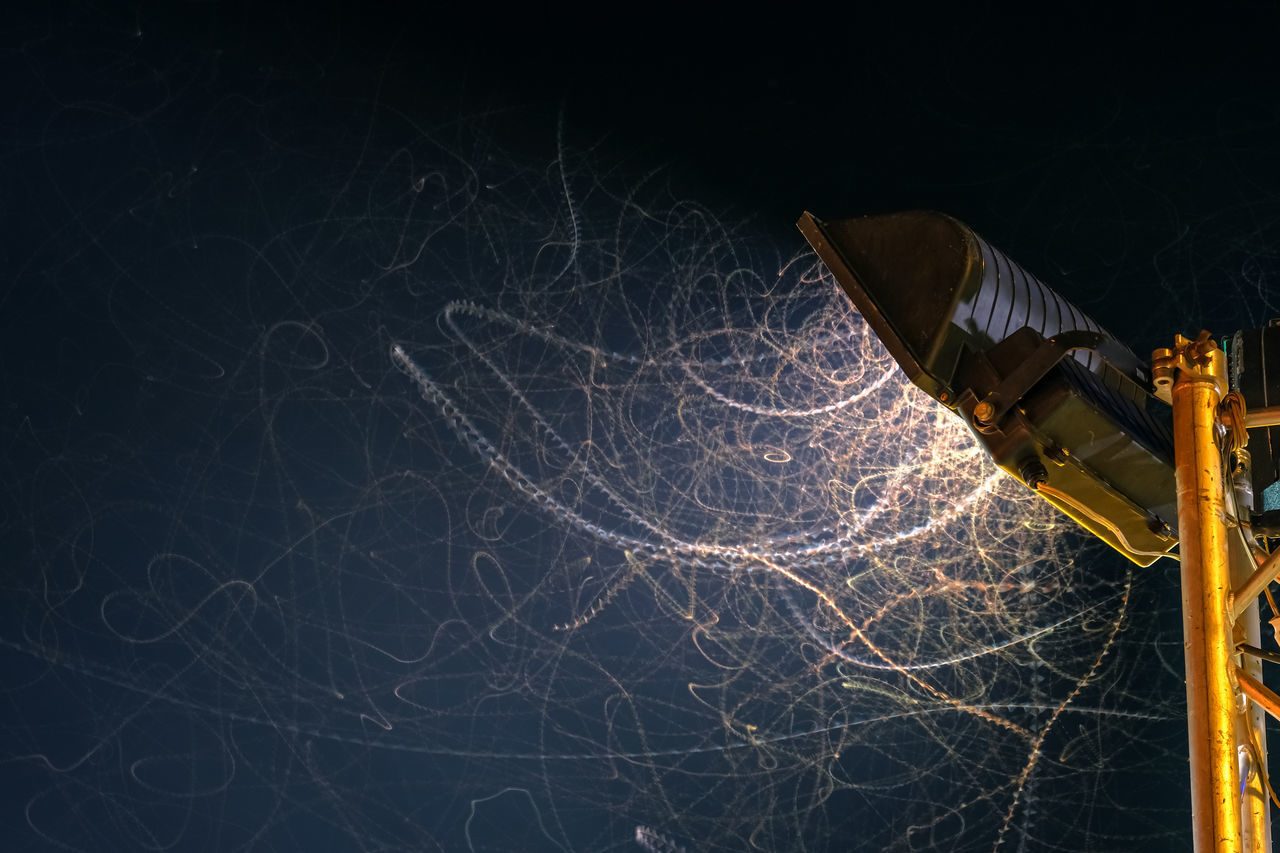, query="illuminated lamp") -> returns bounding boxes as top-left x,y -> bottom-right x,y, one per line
800,210 -> 1280,853
797,210 -> 1177,566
